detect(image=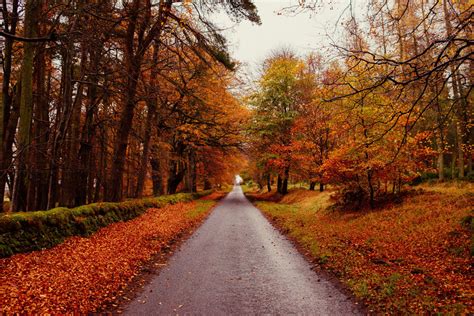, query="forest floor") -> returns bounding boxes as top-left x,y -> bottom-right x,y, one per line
247,182 -> 473,314
0,192 -> 224,314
